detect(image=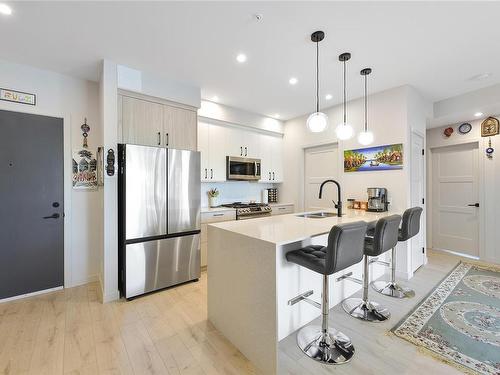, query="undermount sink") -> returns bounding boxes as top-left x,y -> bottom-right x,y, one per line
296,211 -> 338,219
